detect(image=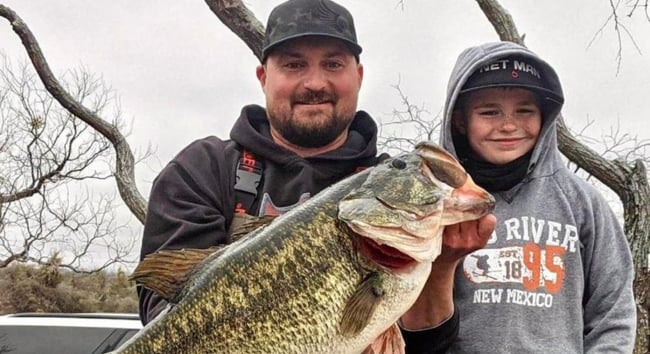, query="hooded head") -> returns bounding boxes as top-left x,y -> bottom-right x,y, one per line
441,42 -> 565,191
